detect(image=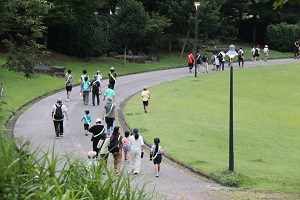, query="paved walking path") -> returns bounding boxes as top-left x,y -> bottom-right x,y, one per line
13,58 -> 299,199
